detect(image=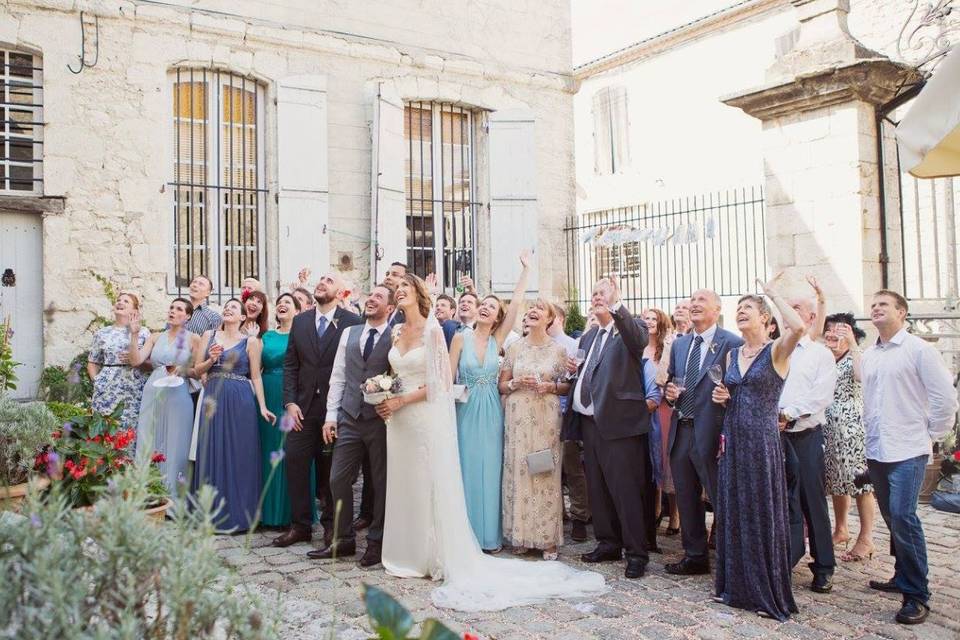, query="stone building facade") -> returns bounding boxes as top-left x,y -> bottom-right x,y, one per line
0,0 -> 576,397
